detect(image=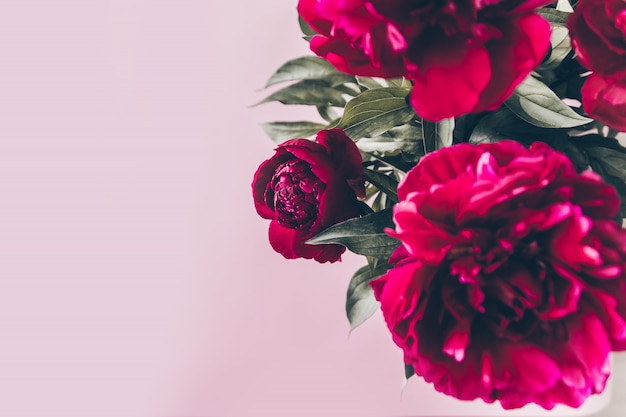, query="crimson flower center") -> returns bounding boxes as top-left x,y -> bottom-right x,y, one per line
270,160 -> 325,230
446,232 -> 550,341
